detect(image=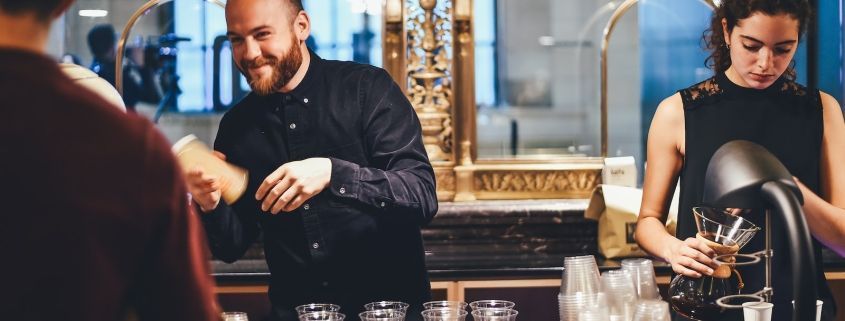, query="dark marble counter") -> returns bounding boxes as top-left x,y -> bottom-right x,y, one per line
212,199 -> 845,284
